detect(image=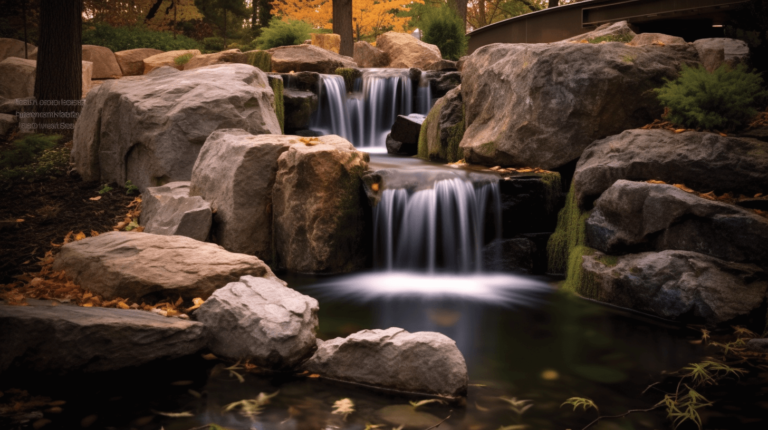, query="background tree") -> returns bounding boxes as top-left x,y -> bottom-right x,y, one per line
194,0 -> 248,46
333,0 -> 353,55
0,0 -> 40,45
34,0 -> 82,134
467,0 -> 545,29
